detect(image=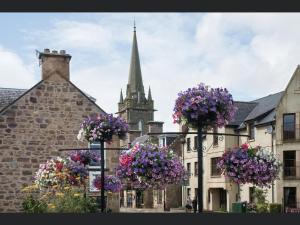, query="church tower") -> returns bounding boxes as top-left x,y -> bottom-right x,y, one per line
118,24 -> 157,143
